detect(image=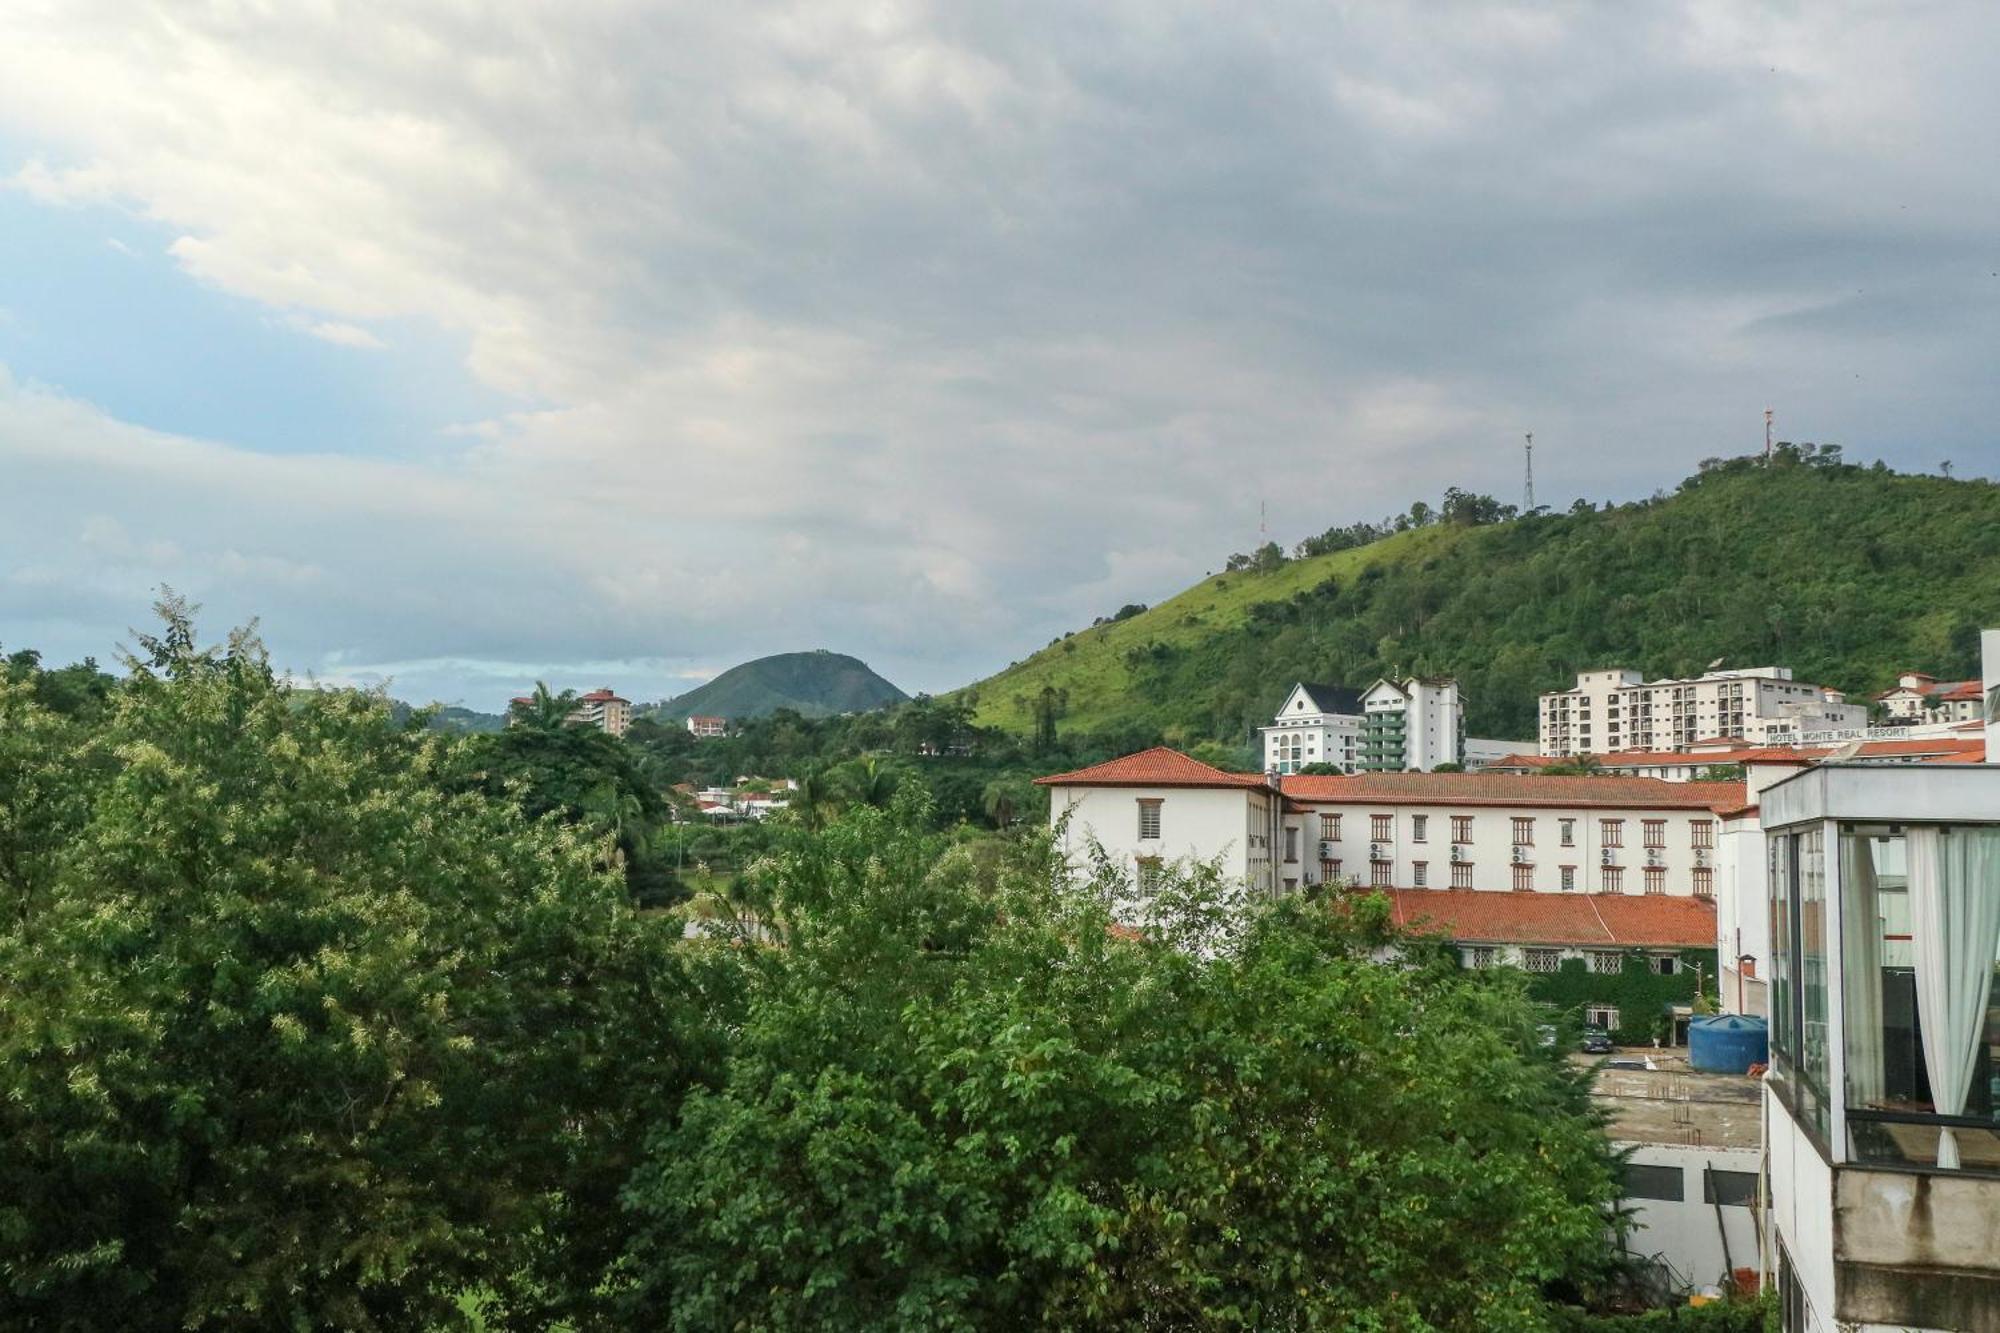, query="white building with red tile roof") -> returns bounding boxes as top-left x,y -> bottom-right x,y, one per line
685,714 -> 727,738
1876,670 -> 1987,724
1036,747 -> 1297,898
